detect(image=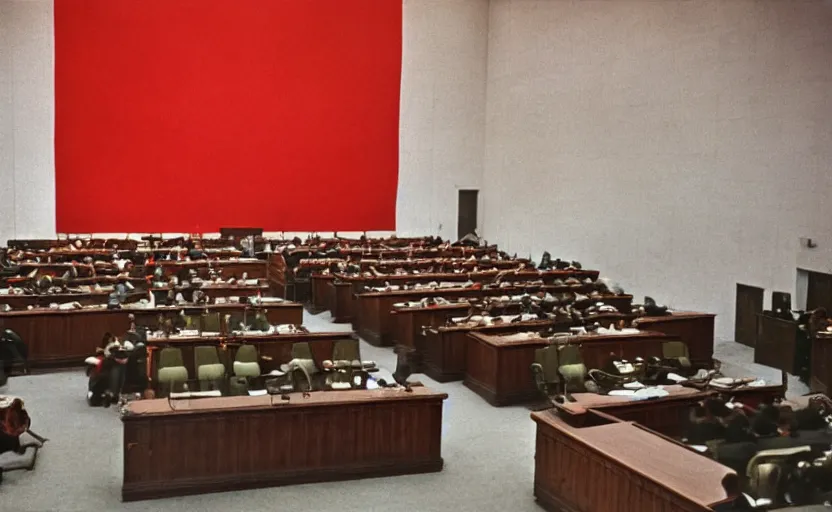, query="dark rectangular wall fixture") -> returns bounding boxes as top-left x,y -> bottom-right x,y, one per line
735,283 -> 764,347
457,190 -> 478,240
807,270 -> 832,311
